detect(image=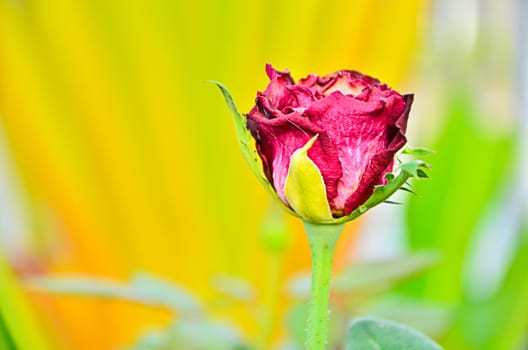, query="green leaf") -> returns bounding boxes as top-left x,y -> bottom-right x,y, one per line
441,223 -> 528,350
284,303 -> 308,347
26,272 -> 203,315
286,251 -> 438,299
361,297 -> 453,337
0,314 -> 17,350
345,317 -> 443,350
168,319 -> 247,350
131,273 -> 203,314
403,145 -> 436,158
333,252 -> 440,294
416,169 -> 429,178
403,90 -> 514,306
126,320 -> 250,350
479,228 -> 528,350
398,159 -> 432,178
284,135 -> 333,222
210,81 -> 297,217
210,274 -> 255,302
